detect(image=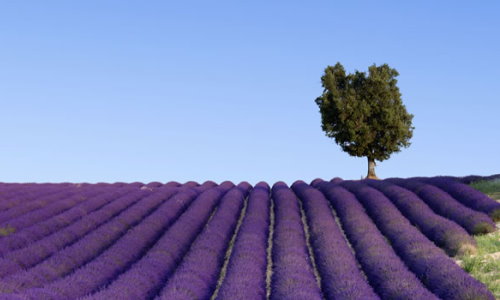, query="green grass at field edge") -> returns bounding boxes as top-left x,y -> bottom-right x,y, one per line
460,179 -> 500,298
